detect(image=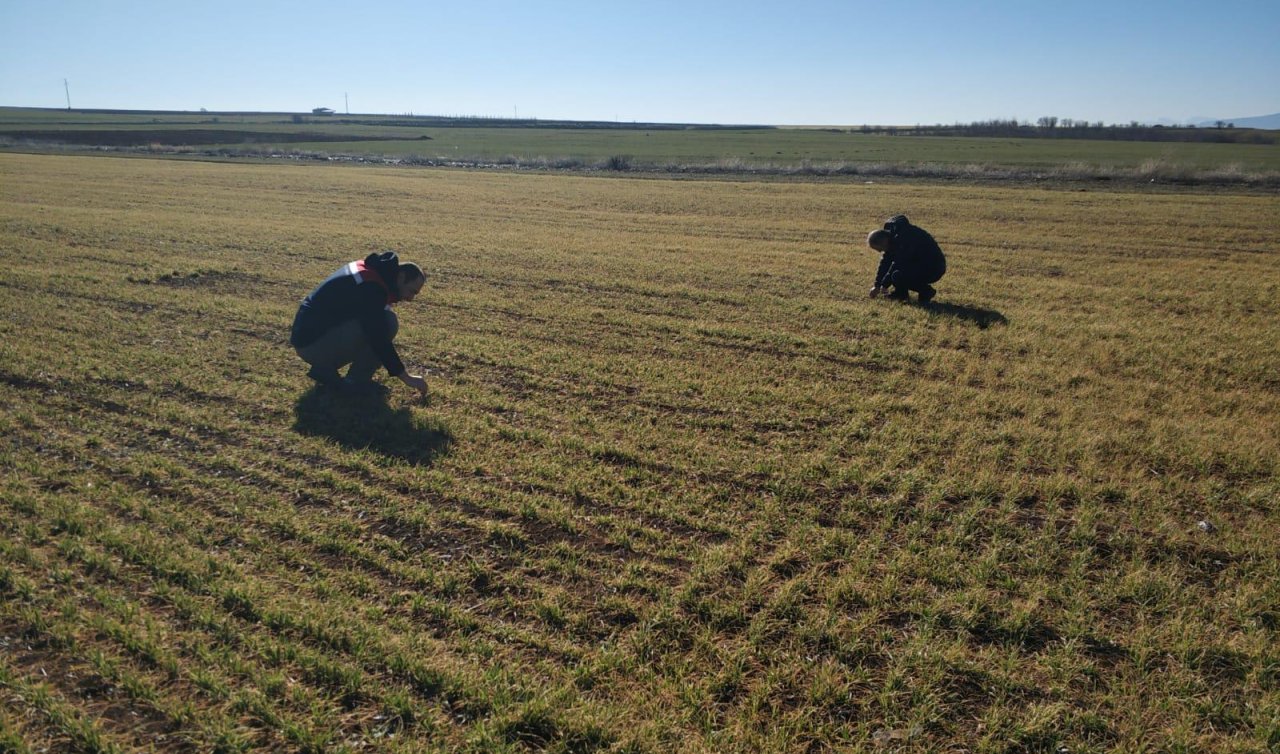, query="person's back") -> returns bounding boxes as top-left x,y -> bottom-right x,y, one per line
888,216 -> 946,281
